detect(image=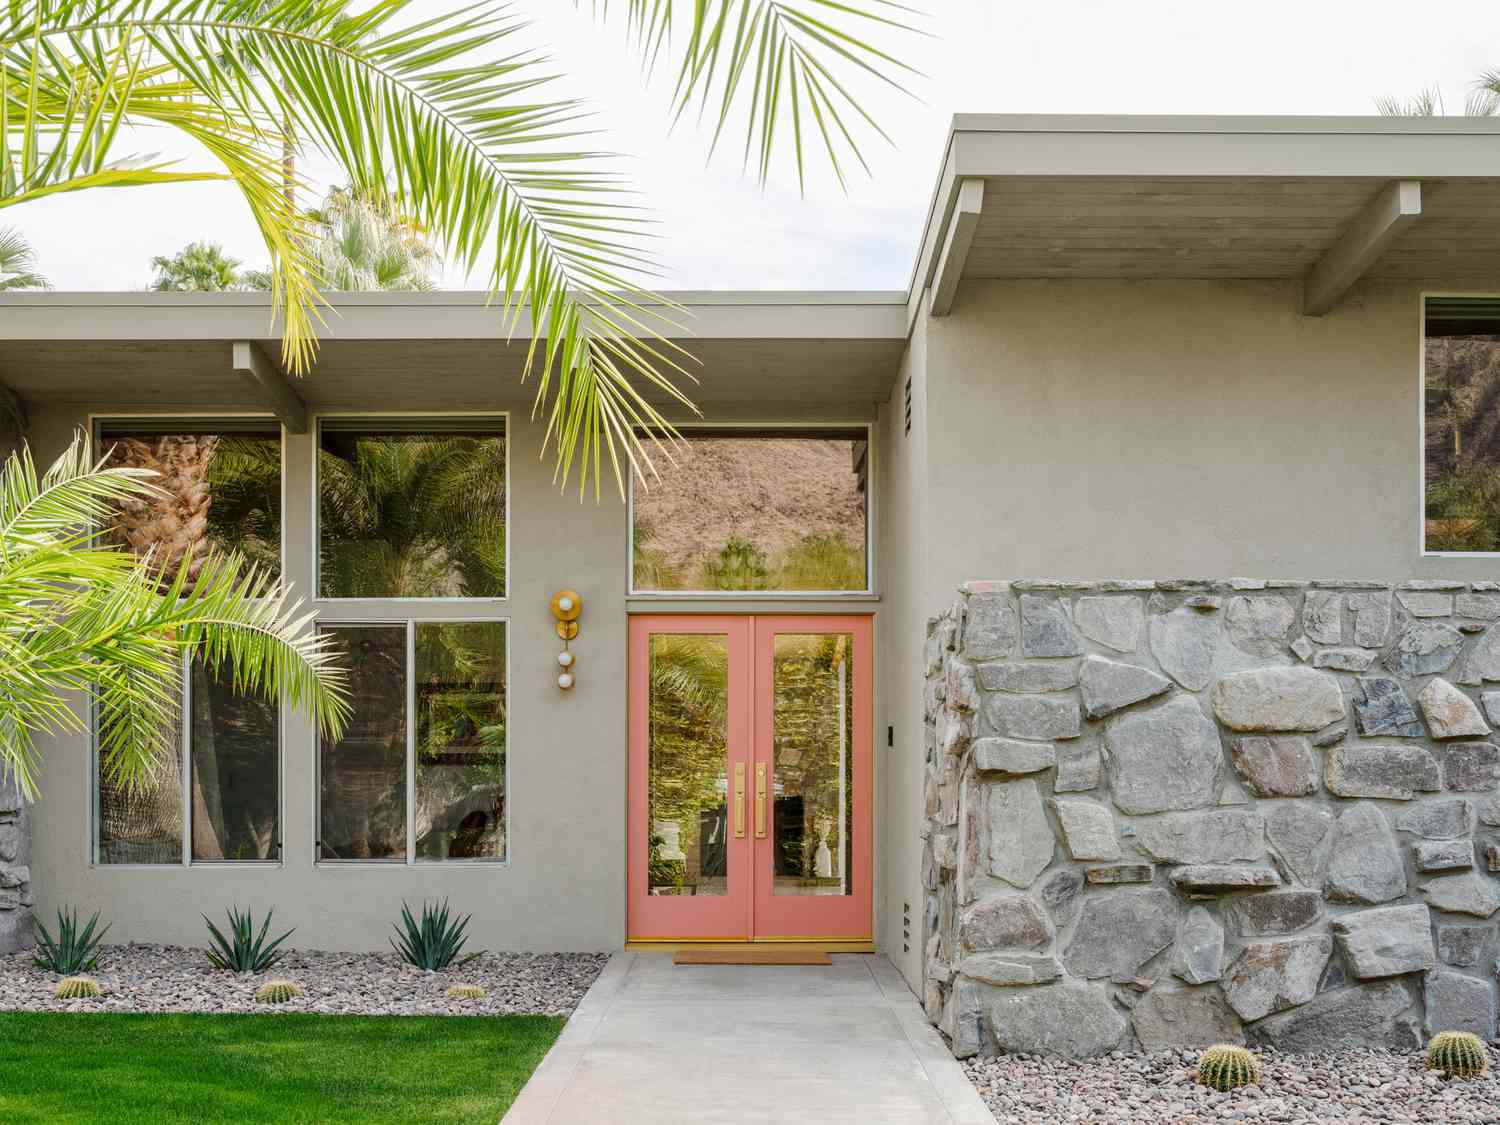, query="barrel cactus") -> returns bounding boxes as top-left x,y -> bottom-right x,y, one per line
1196,1044 -> 1261,1091
254,979 -> 302,1004
446,983 -> 486,1000
1427,1031 -> 1489,1078
55,975 -> 101,1000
